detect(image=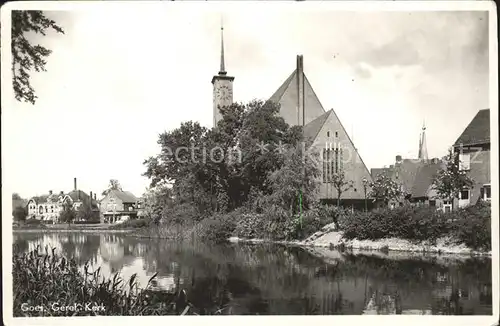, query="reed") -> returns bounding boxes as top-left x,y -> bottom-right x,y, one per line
13,245 -> 194,316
